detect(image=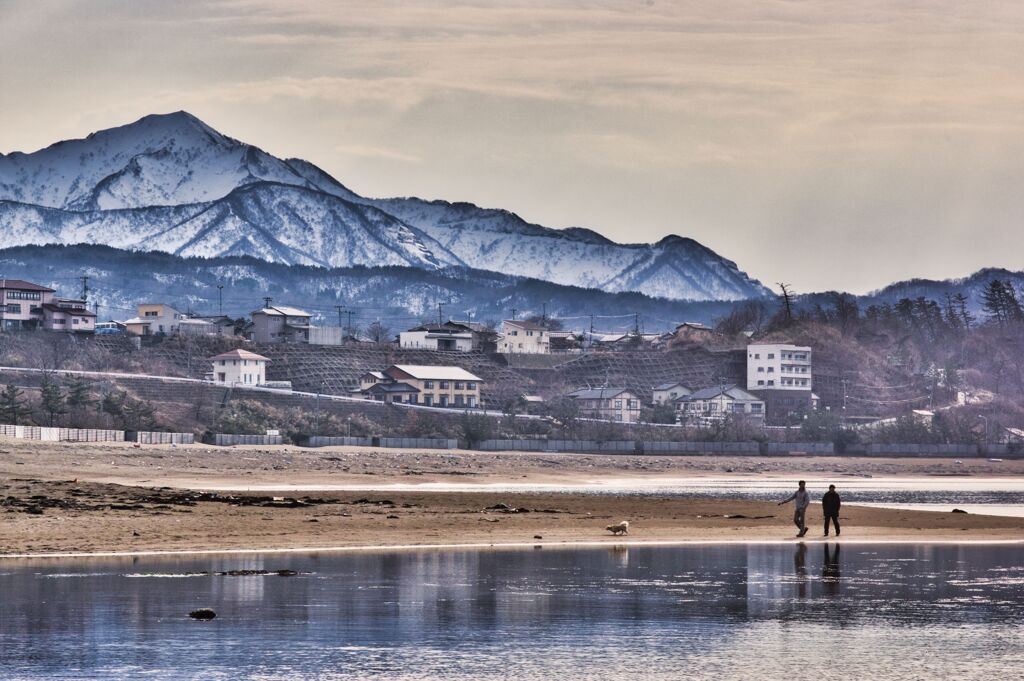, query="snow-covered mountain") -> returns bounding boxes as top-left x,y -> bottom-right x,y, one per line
0,111 -> 771,301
